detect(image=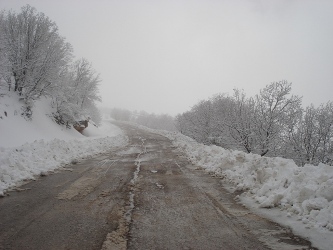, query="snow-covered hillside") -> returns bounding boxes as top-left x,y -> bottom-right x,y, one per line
0,95 -> 127,195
